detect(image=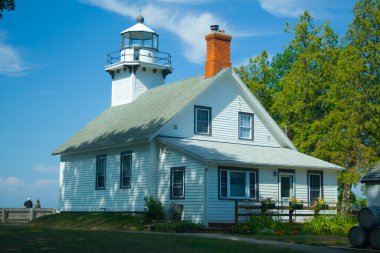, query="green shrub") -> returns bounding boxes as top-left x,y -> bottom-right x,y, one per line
303,215 -> 356,236
233,215 -> 287,235
155,220 -> 203,233
143,196 -> 164,222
